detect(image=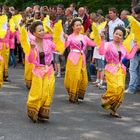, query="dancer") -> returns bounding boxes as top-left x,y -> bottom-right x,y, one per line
99,26 -> 138,117
26,21 -> 56,122
0,27 -> 10,82
64,18 -> 96,103
0,54 -> 4,88
24,31 -> 34,89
